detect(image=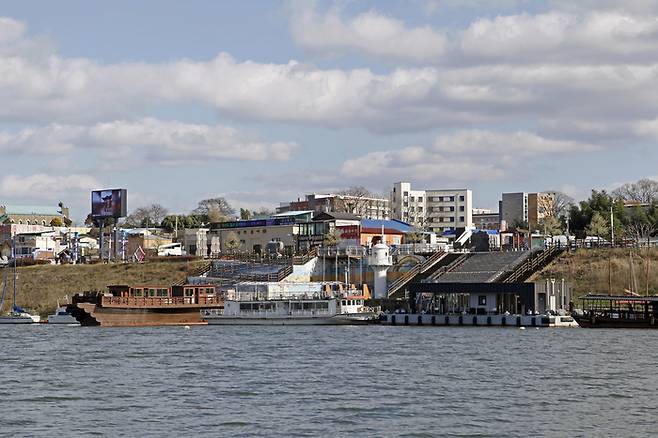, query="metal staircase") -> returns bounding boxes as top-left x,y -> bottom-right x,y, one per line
501,246 -> 564,283
387,251 -> 449,298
